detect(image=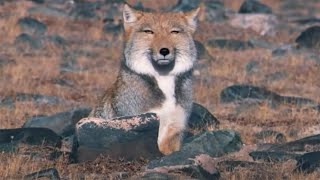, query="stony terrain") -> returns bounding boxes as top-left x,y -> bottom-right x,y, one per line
0,0 -> 320,179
